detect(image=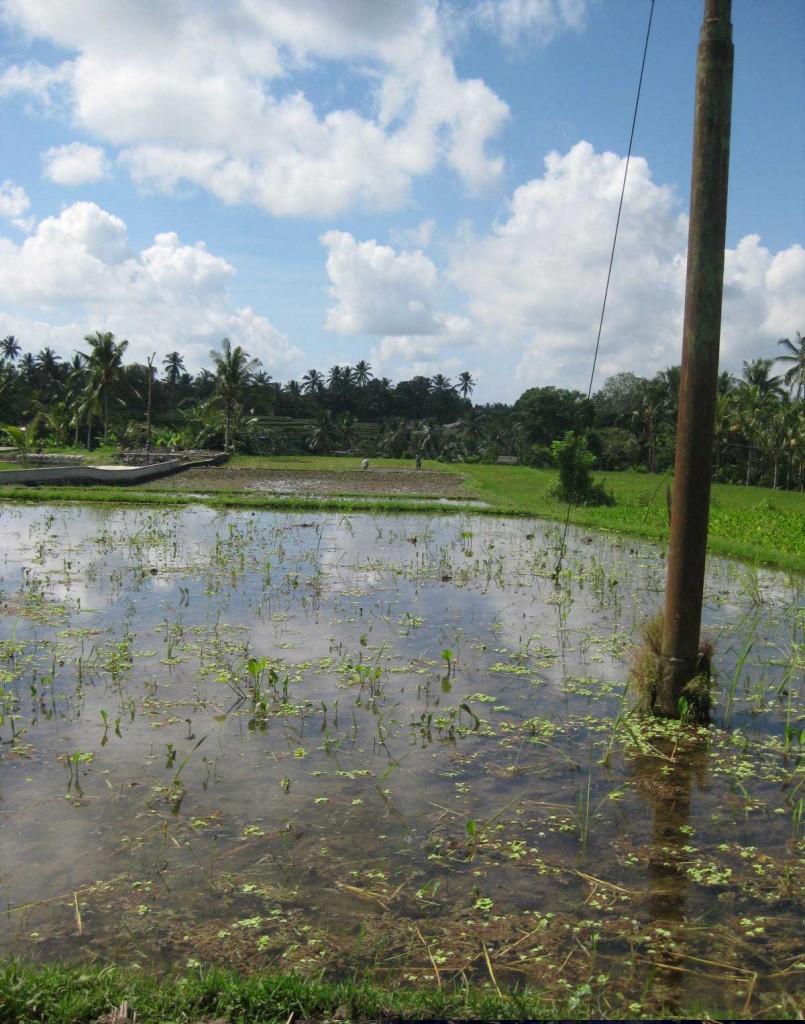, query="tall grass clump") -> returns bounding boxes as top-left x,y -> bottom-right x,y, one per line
630,612 -> 714,724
